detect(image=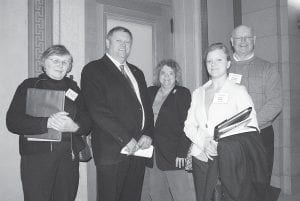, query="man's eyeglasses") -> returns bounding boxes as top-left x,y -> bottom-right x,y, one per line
233,36 -> 254,42
48,58 -> 70,67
